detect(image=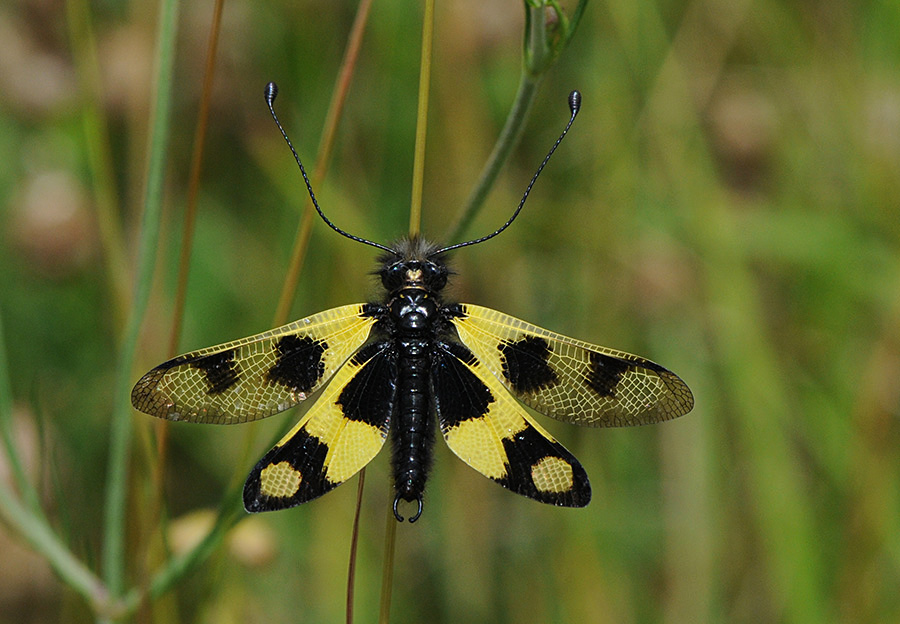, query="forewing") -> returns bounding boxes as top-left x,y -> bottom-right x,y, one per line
243,342 -> 396,512
449,304 -> 693,427
433,342 -> 590,507
131,304 -> 378,424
